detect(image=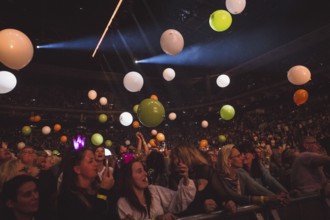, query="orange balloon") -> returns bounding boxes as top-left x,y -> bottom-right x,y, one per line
156,133 -> 165,142
54,124 -> 62,132
132,120 -> 140,128
293,89 -> 309,106
29,116 -> 35,122
199,139 -> 209,148
60,135 -> 67,143
34,115 -> 41,122
149,139 -> 157,147
150,94 -> 158,101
